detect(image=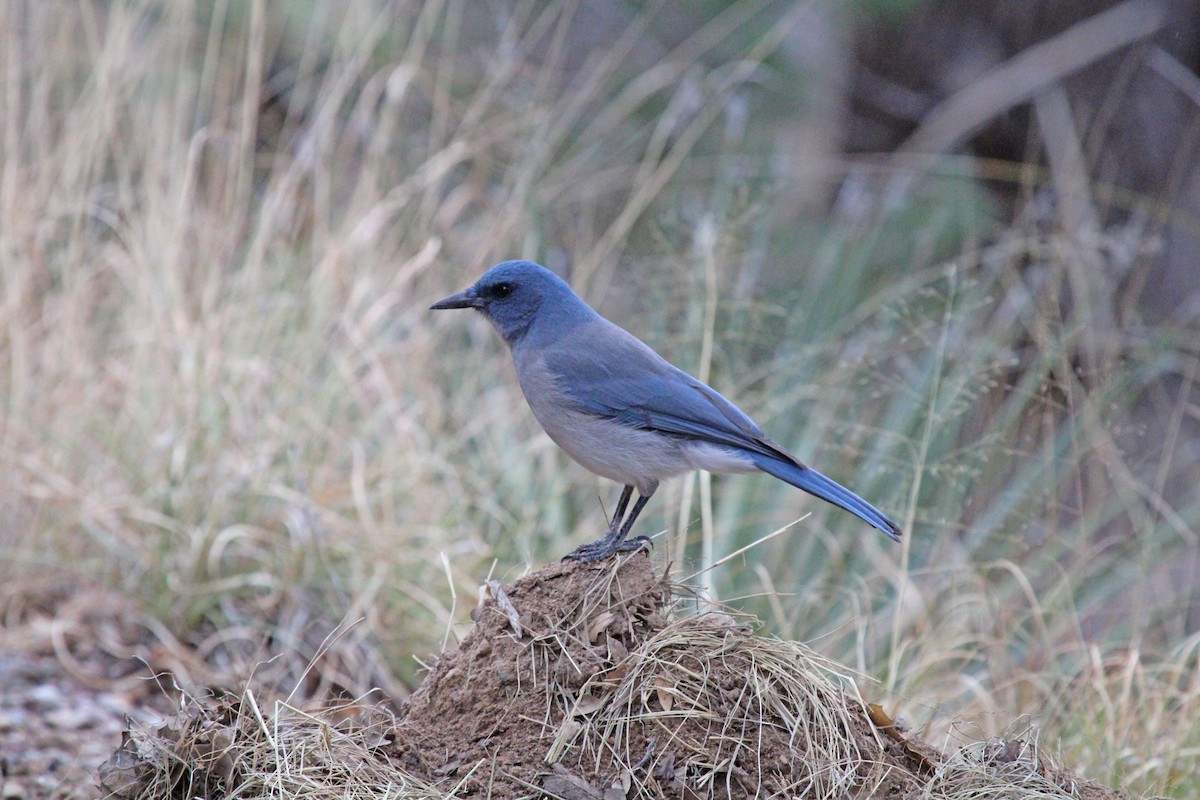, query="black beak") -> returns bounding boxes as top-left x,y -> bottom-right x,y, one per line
430,289 -> 480,310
